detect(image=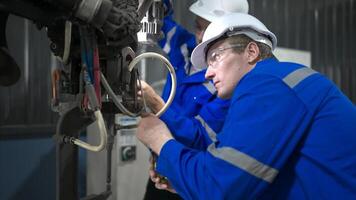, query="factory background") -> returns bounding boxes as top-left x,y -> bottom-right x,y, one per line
0,0 -> 355,199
